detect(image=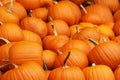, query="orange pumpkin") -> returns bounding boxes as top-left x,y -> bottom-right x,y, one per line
113,20 -> 120,36
29,7 -> 48,21
82,4 -> 114,24
16,0 -> 41,10
22,30 -> 42,45
114,9 -> 120,22
49,52 -> 85,80
0,6 -> 19,24
43,50 -> 57,70
112,35 -> 120,45
1,61 -> 47,80
83,64 -> 115,80
20,17 -> 48,38
60,40 -> 90,55
114,65 -> 120,80
47,19 -> 70,36
9,41 -> 43,66
88,41 -> 120,70
4,1 -> 27,20
0,23 -> 23,42
48,0 -> 82,26
54,48 -> 88,69
93,0 -> 120,13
